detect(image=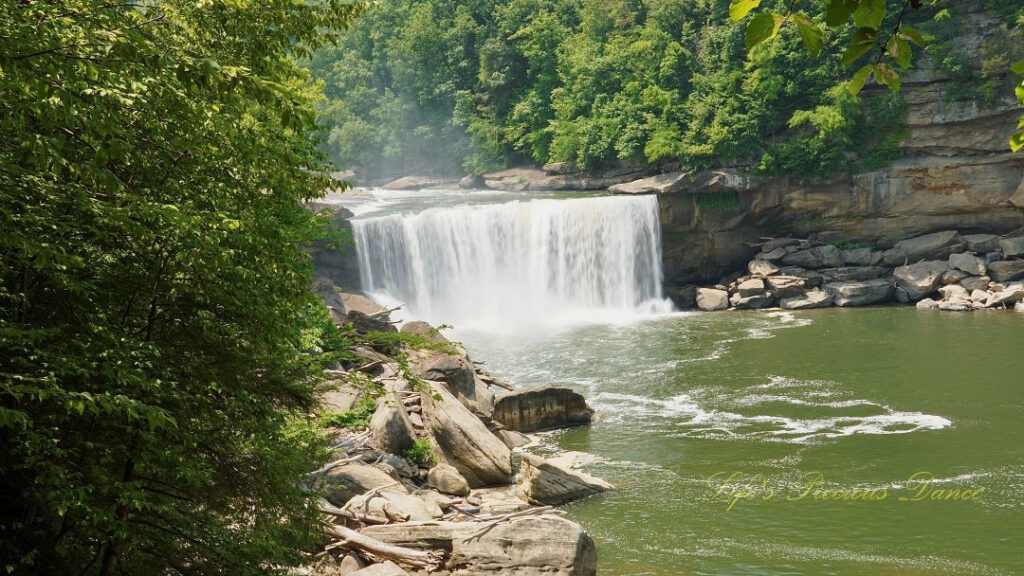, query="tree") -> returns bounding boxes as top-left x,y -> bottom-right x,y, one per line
0,1 -> 361,574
